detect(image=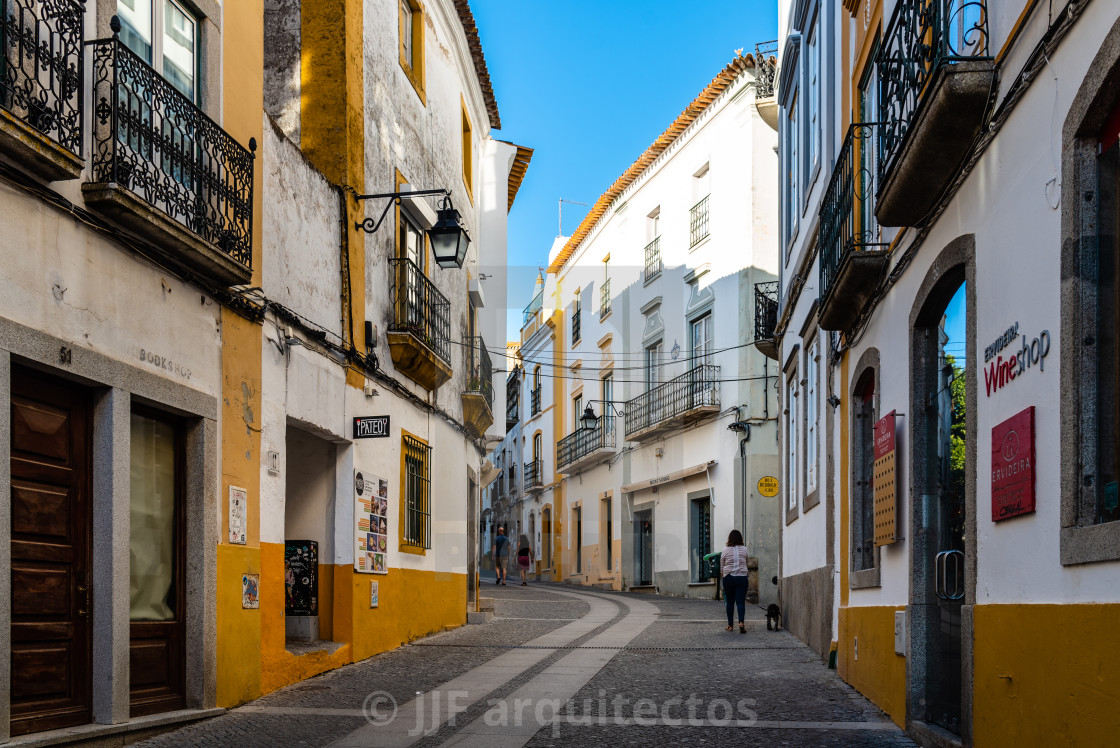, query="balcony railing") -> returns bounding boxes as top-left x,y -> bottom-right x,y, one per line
557,416 -> 616,472
644,236 -> 662,282
388,257 -> 451,364
530,385 -> 541,415
1,0 -> 84,156
690,195 -> 710,247
754,281 -> 779,360
523,289 -> 543,326
625,364 -> 721,439
600,278 -> 611,319
524,459 -> 542,490
88,36 -> 255,267
818,123 -> 890,331
465,336 -> 493,411
878,0 -> 991,186
754,40 -> 778,99
505,373 -> 520,430
571,304 -> 581,344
